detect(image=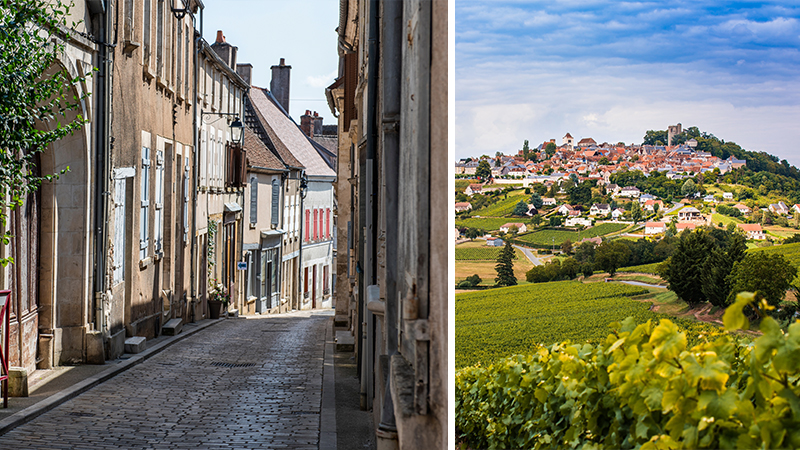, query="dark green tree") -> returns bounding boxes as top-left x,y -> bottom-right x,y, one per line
512,201 -> 528,216
545,142 -> 557,157
574,241 -> 596,264
531,214 -> 543,227
631,201 -> 643,224
660,230 -> 716,307
728,253 -> 797,307
0,0 -> 89,266
568,181 -> 593,205
495,241 -> 517,286
529,192 -> 543,209
522,140 -> 530,161
700,233 -> 747,307
475,160 -> 492,179
643,130 -> 668,146
594,241 -> 631,277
